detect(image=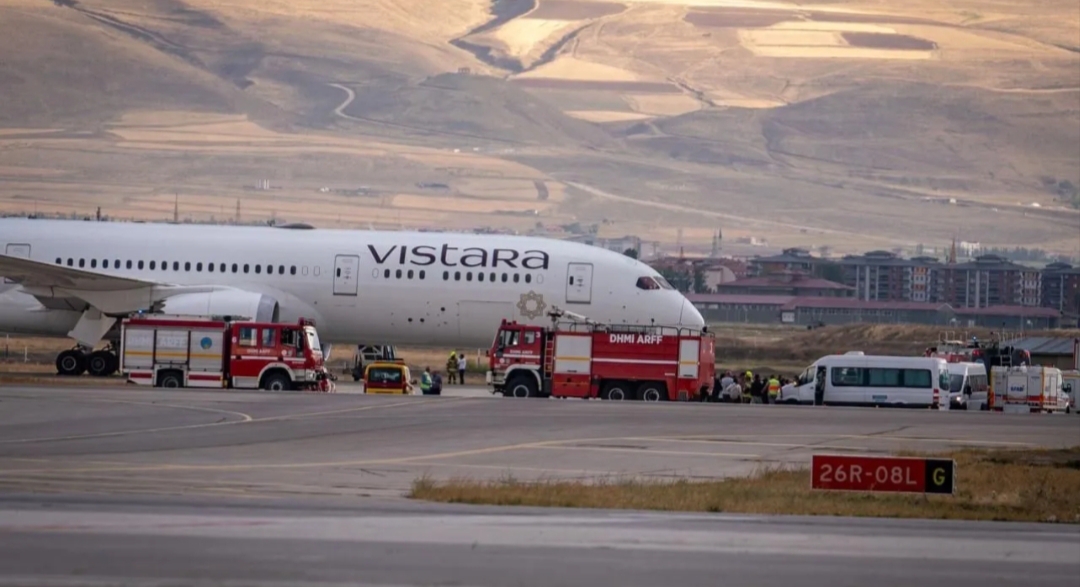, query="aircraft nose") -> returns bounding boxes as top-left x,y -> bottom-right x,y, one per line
679,297 -> 705,329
